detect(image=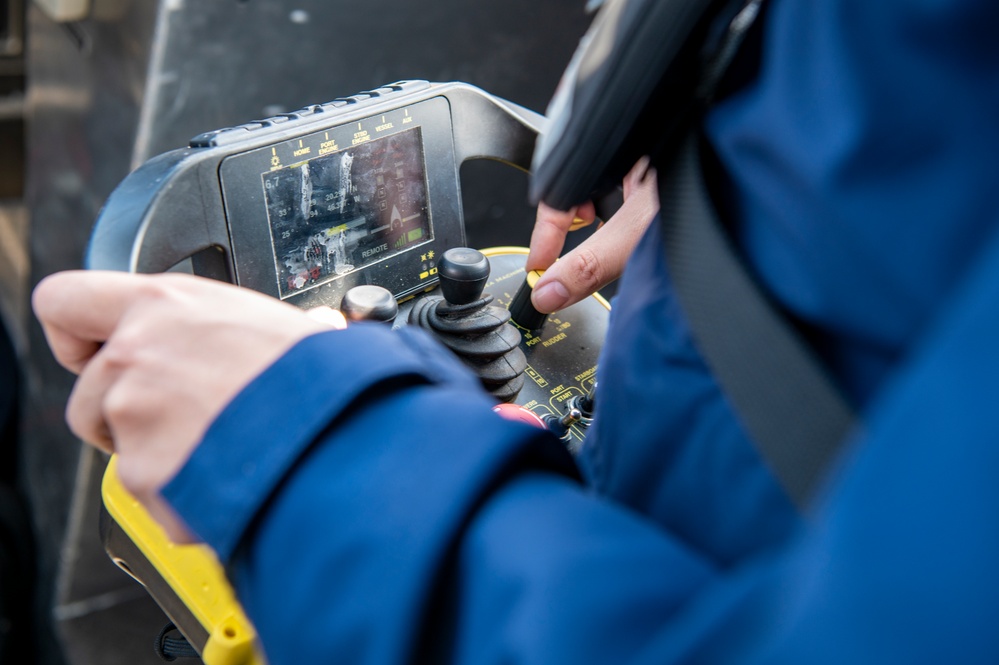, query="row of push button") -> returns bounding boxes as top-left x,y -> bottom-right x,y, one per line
188,80 -> 432,149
